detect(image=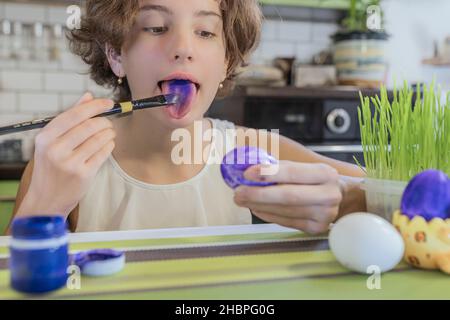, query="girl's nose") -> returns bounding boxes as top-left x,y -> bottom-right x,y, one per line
171,31 -> 194,63
174,54 -> 193,62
